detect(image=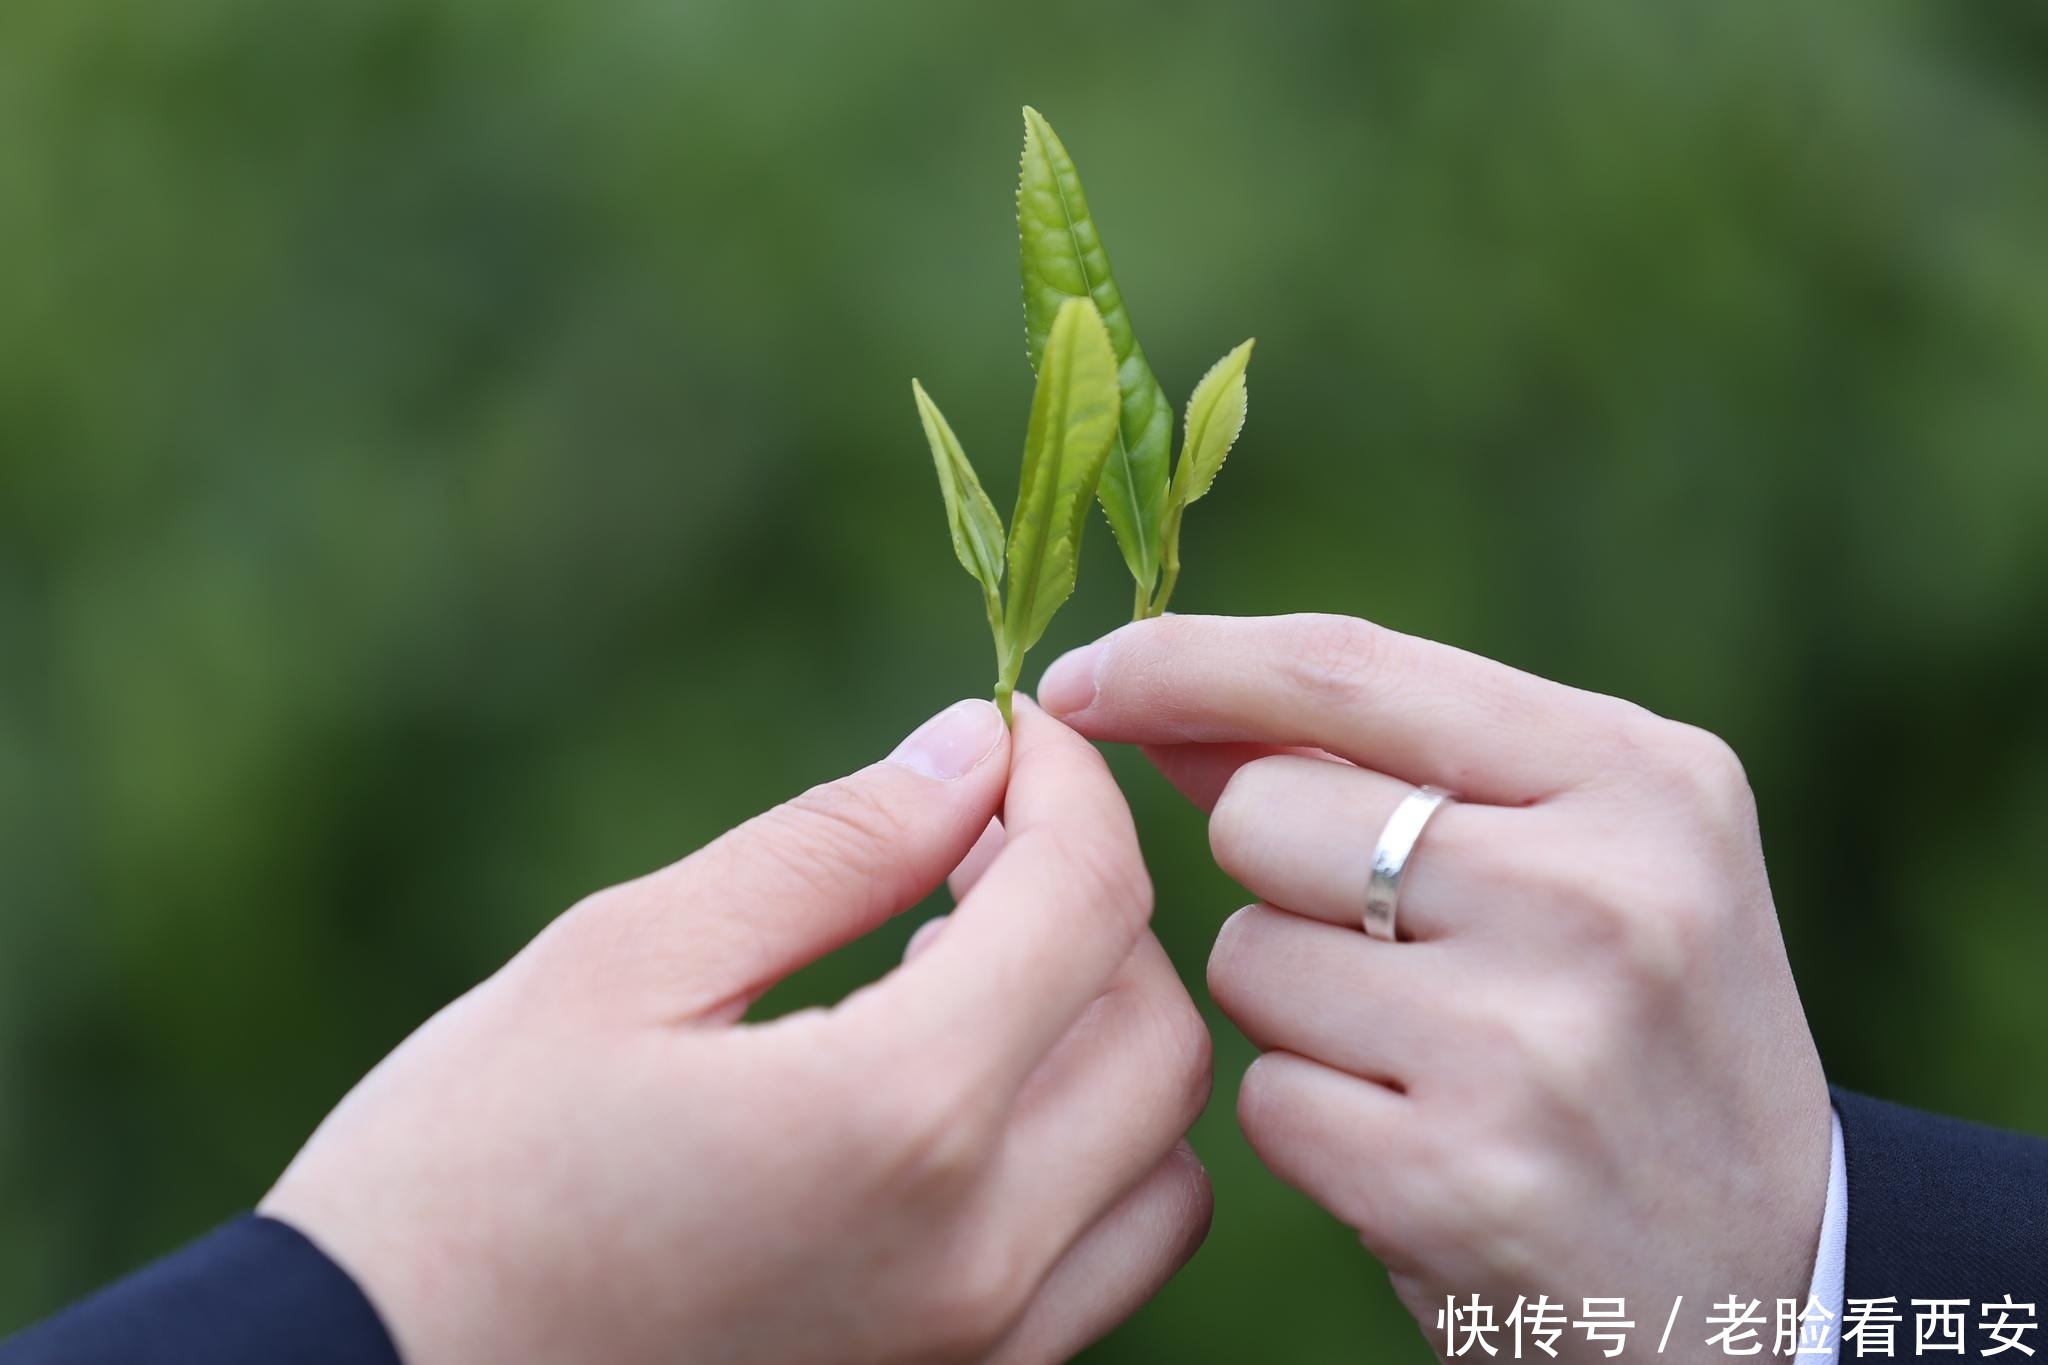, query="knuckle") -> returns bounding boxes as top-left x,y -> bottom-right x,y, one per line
1097,975 -> 1214,1130
924,1235 -> 1030,1356
533,882 -> 724,1005
1516,1003 -> 1610,1121
777,780 -> 915,884
542,885 -> 625,954
1507,838 -> 1597,921
1455,1000 -> 1530,1073
1588,870 -> 1715,986
1552,852 -> 1708,981
1624,896 -> 1708,986
1113,616 -> 1194,716
1442,1148 -> 1548,1281
1051,822 -> 1154,923
1570,867 -> 1639,942
1646,722 -> 1755,827
1406,1129 -> 1462,1195
1456,996 -> 1609,1131
1468,1149 -> 1544,1231
493,905 -> 594,1000
552,880 -> 658,951
1589,696 -> 1669,764
1136,611 -> 1197,656
749,777 -> 917,908
862,1070 -> 998,1197
1277,614 -> 1389,708
893,1115 -> 989,1198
